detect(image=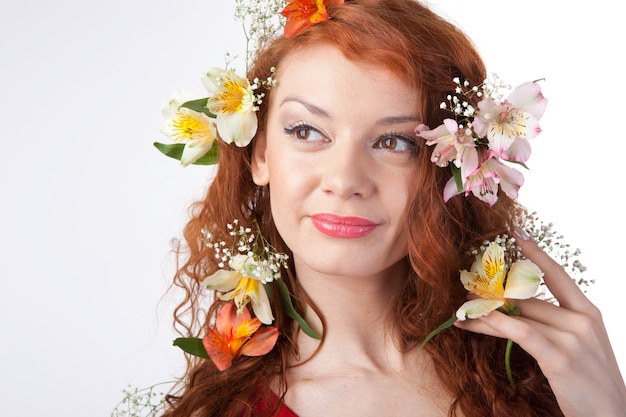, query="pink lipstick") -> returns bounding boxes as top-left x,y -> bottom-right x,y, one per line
310,213 -> 377,238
